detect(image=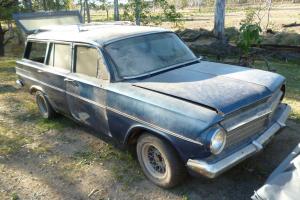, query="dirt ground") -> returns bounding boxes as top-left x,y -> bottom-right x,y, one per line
0,60 -> 299,200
